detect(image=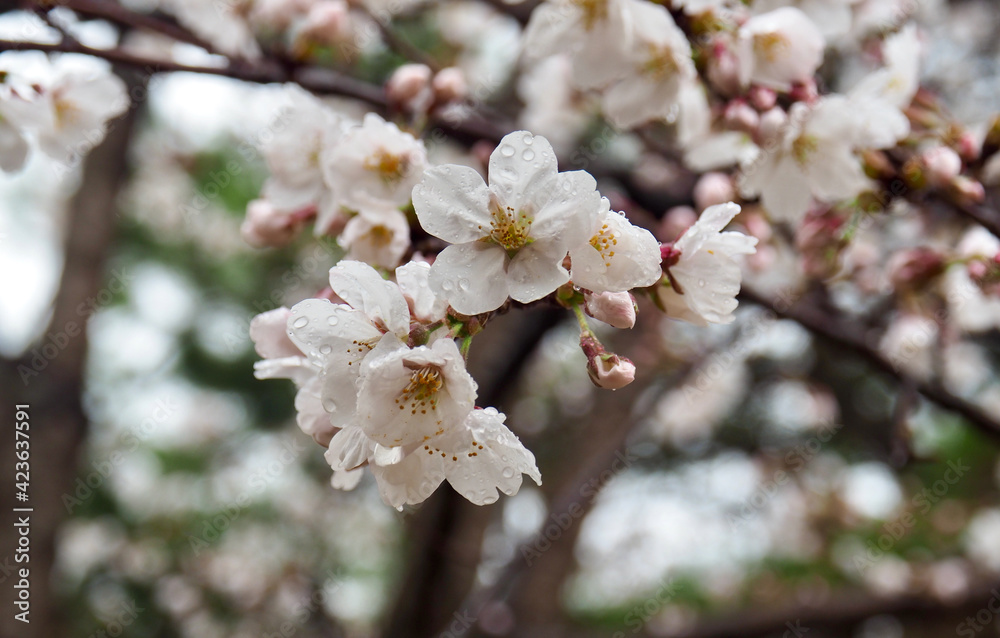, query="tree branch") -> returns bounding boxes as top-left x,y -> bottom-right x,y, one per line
739,285 -> 1000,443
30,0 -> 225,55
